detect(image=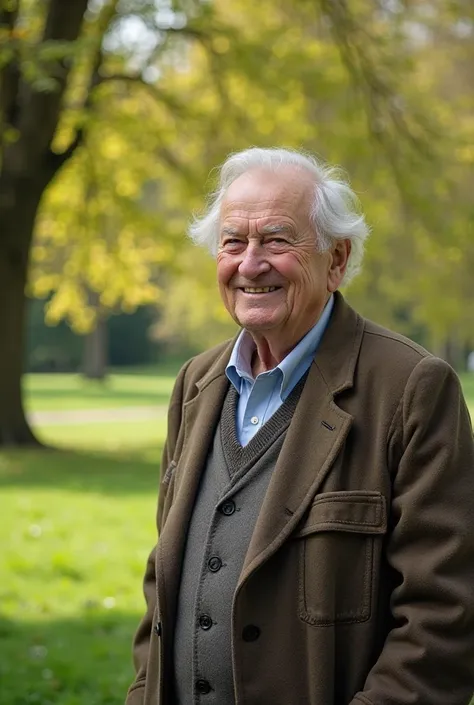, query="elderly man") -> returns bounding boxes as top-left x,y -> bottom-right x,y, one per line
126,148 -> 474,705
